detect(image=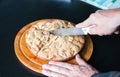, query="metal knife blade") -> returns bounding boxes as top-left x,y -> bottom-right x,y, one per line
49,27 -> 89,36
